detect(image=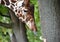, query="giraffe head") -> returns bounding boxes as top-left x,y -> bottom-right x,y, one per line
0,0 -> 37,35
16,2 -> 37,33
